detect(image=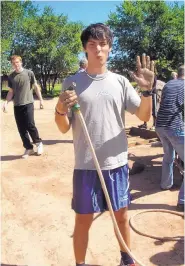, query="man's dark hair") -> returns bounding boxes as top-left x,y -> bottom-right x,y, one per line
81,23 -> 113,48
178,65 -> 185,78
